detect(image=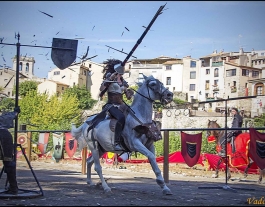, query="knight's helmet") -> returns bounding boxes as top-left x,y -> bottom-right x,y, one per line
102,59 -> 123,78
